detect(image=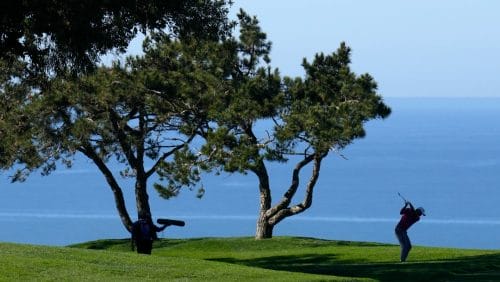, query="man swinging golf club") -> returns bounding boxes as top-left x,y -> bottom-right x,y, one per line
395,193 -> 426,262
